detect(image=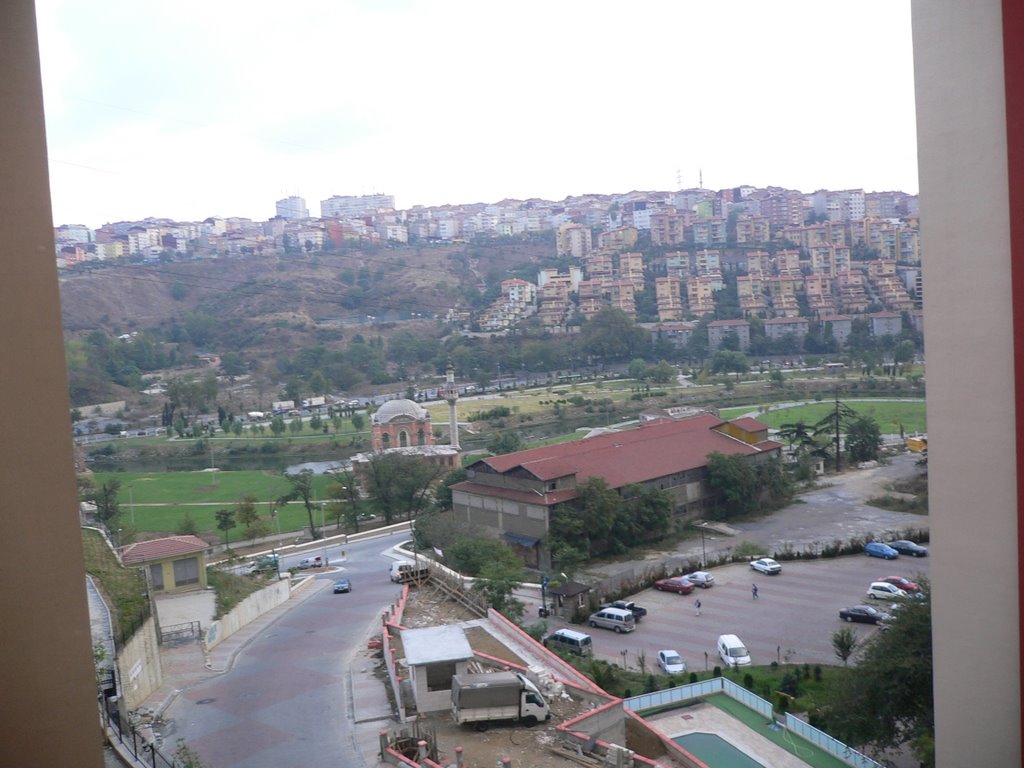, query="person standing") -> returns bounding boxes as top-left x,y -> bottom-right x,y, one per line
695,598 -> 702,616
752,583 -> 759,600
